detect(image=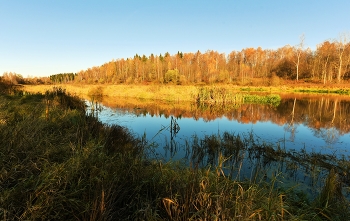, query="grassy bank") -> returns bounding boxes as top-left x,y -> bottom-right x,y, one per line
23,84 -> 283,105
1,83 -> 349,220
23,83 -> 350,103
